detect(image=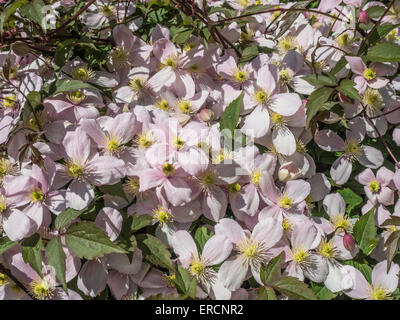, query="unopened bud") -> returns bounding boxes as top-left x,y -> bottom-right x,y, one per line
278,161 -> 301,182
359,11 -> 370,25
199,108 -> 214,122
343,233 -> 355,251
11,41 -> 30,56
